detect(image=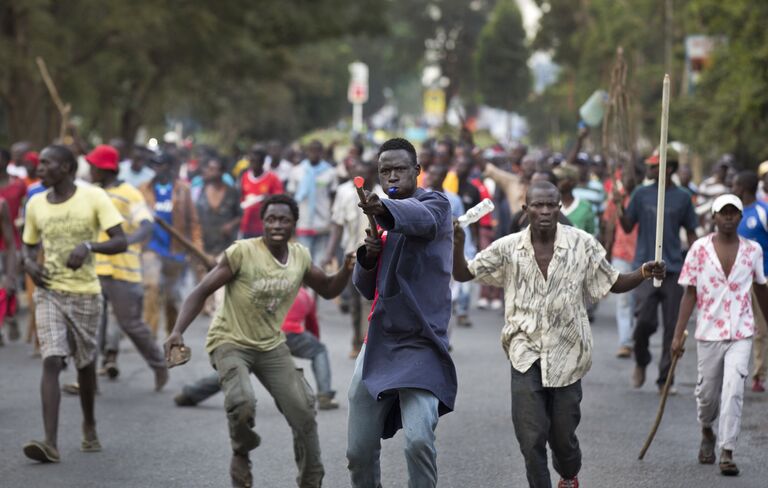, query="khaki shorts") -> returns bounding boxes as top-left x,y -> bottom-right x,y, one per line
34,288 -> 103,369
